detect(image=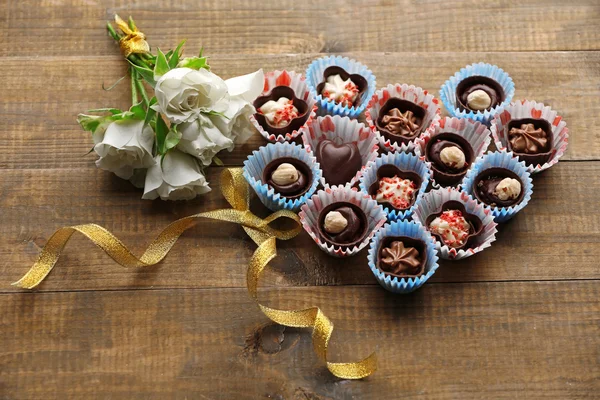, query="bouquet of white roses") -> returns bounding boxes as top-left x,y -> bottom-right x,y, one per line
78,15 -> 263,200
